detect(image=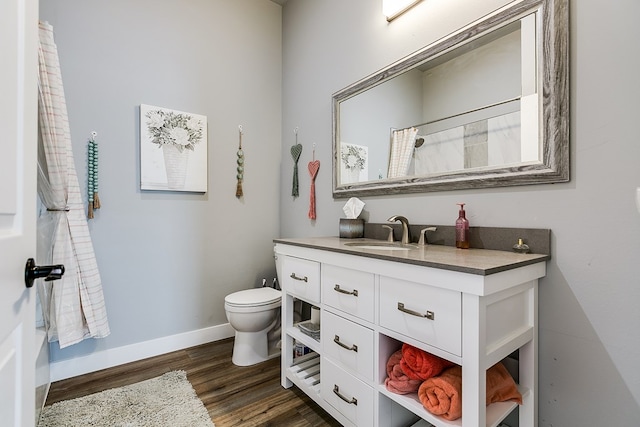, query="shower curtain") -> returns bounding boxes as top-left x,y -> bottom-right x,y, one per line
388,127 -> 418,178
37,21 -> 110,348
